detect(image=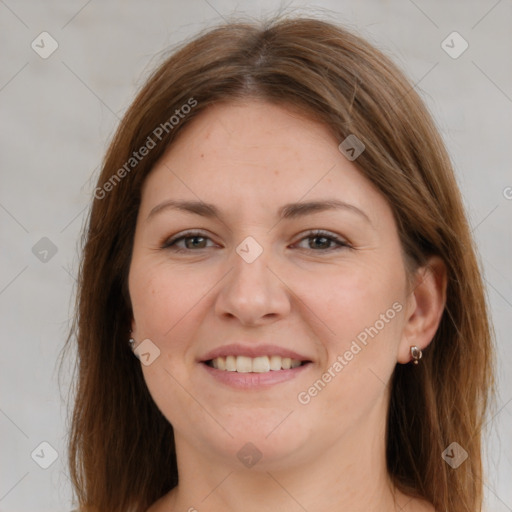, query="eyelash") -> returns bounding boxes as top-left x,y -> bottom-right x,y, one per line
160,230 -> 352,253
